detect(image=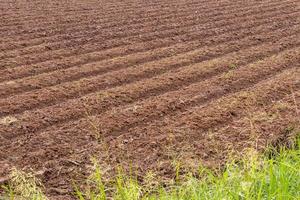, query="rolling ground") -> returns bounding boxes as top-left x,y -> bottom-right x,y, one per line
0,0 -> 299,199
